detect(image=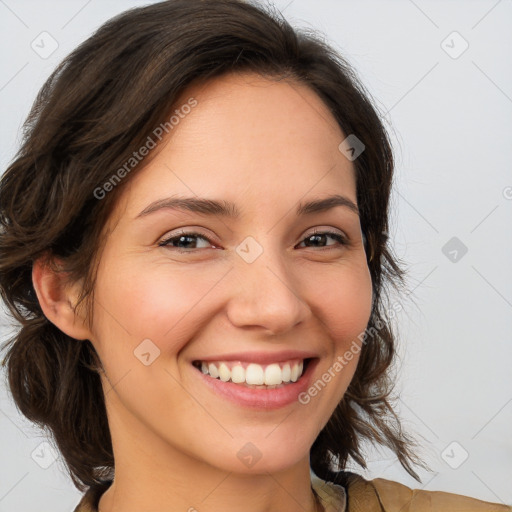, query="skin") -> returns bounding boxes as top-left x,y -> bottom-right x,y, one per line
33,72 -> 373,512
